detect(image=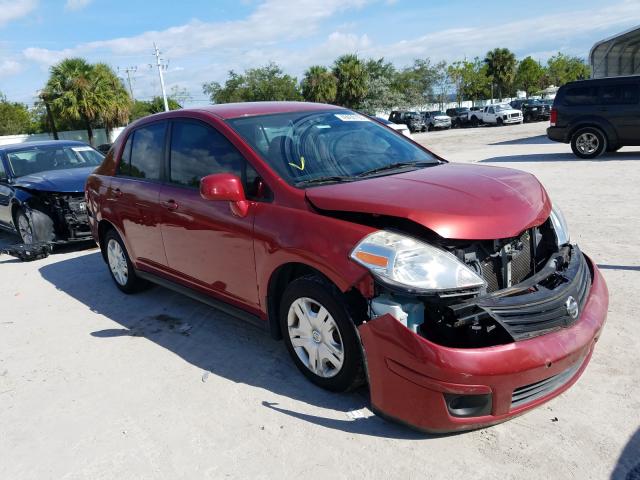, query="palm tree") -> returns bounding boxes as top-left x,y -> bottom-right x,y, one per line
44,58 -> 111,146
94,63 -> 132,142
332,54 -> 368,108
484,48 -> 517,101
301,66 -> 337,103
